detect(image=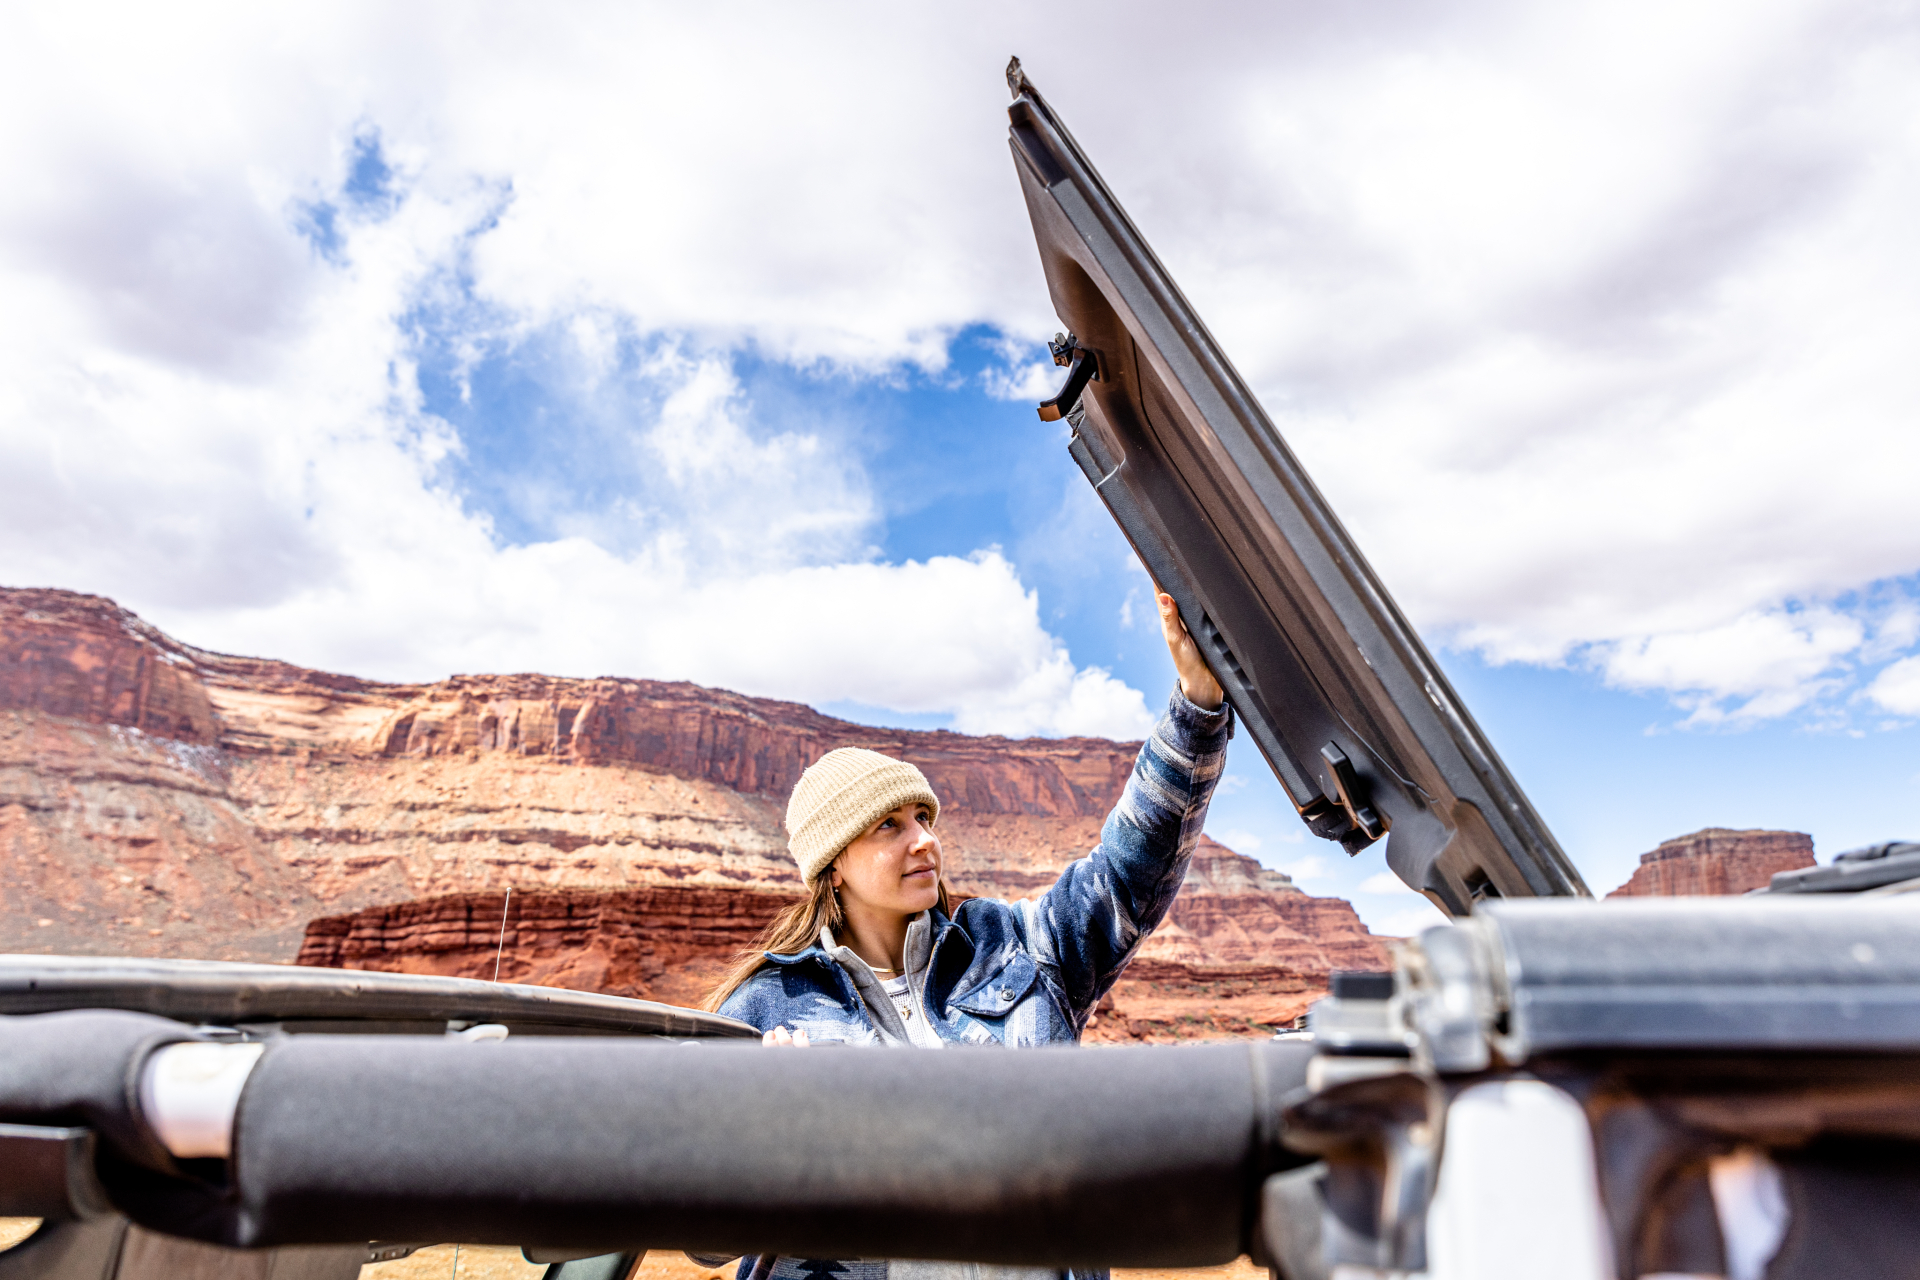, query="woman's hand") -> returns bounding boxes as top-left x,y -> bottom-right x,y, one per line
762,1025 -> 811,1047
1158,592 -> 1225,712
